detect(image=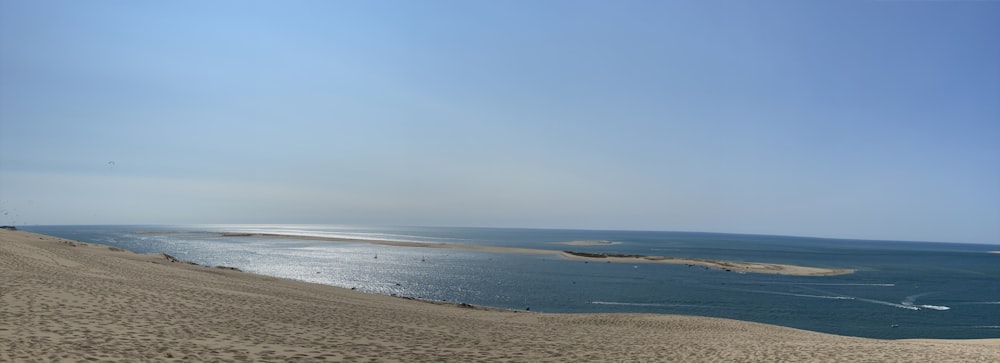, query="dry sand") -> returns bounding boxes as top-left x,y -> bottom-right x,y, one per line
1,229 -> 997,362
217,232 -> 853,276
